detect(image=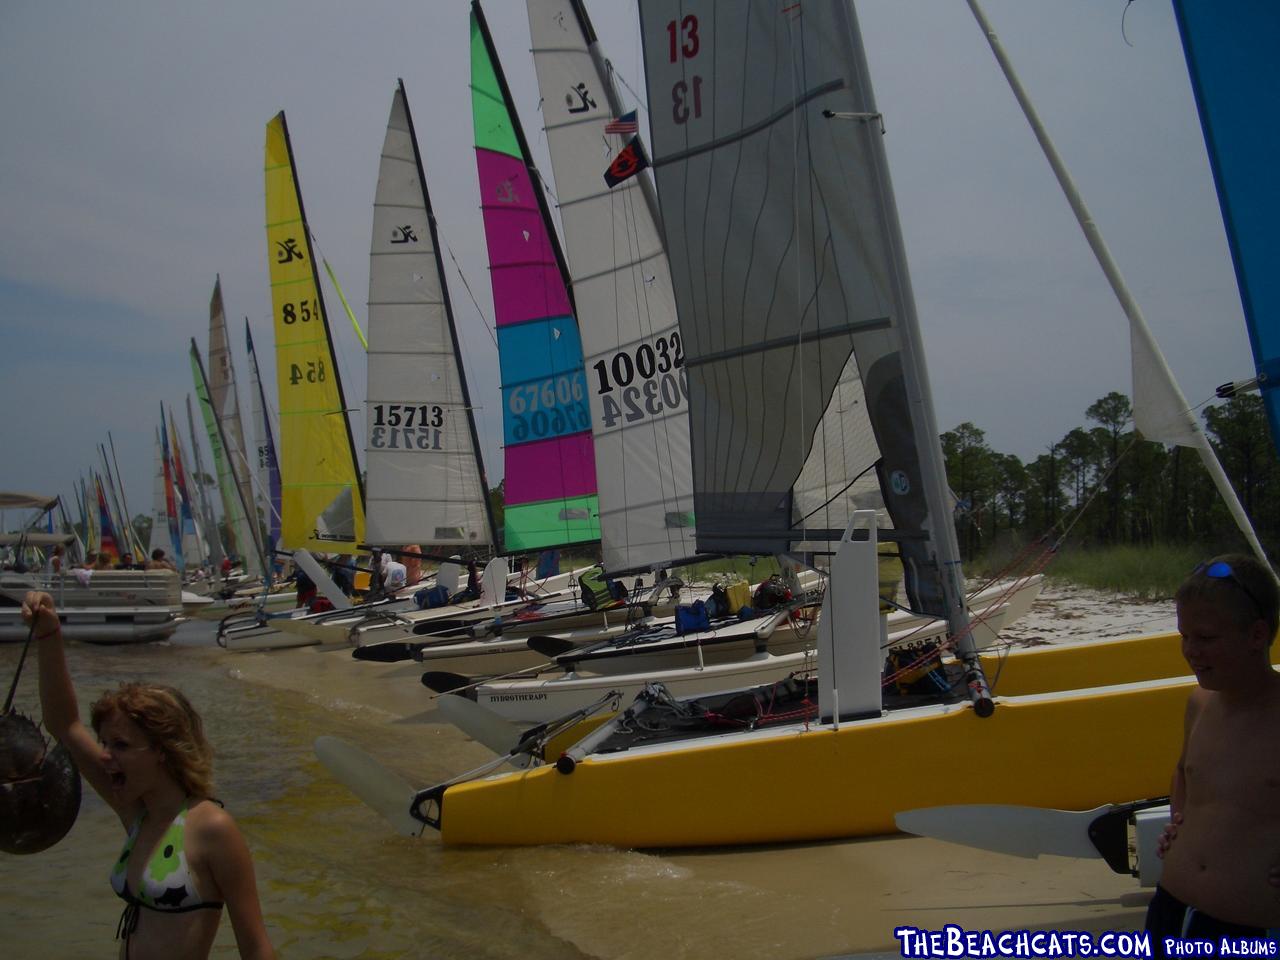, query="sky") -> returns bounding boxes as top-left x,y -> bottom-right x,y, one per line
0,0 -> 1254,530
